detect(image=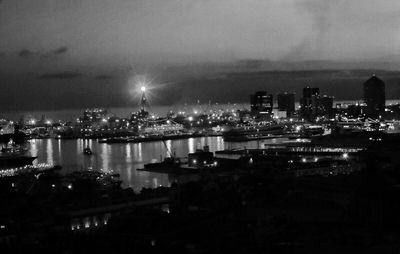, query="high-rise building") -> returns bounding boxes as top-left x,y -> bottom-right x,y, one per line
250,91 -> 273,117
363,75 -> 385,118
277,92 -> 295,117
300,86 -> 320,120
302,87 -> 320,99
300,86 -> 334,120
317,95 -> 334,117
